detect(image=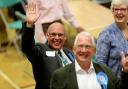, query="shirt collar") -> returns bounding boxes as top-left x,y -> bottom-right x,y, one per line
75,60 -> 95,73
56,49 -> 63,53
